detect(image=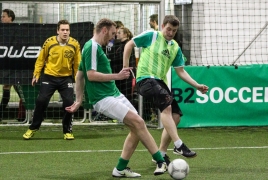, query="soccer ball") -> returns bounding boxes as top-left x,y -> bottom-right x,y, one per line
168,159 -> 189,180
